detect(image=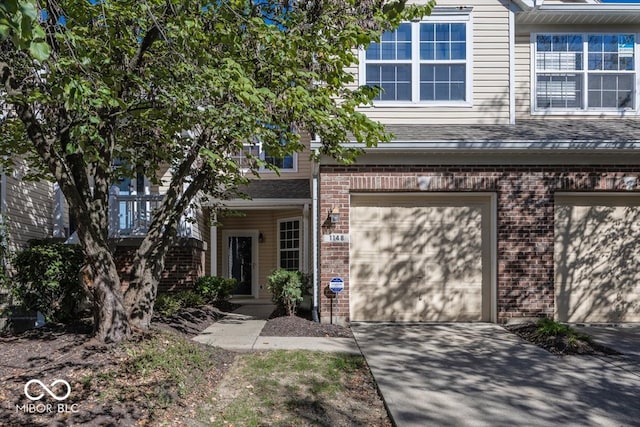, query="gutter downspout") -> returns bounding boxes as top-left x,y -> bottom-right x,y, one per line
311,149 -> 320,322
